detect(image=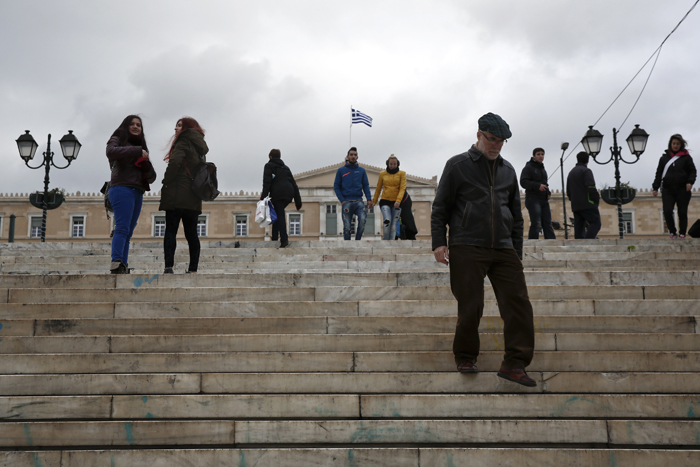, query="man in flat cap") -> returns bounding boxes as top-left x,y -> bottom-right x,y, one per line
431,112 -> 536,387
